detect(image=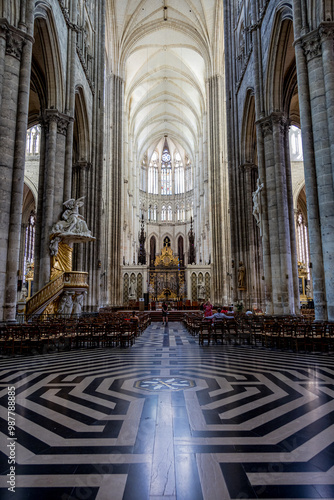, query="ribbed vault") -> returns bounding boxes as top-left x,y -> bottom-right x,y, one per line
106,0 -> 223,160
